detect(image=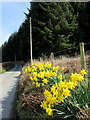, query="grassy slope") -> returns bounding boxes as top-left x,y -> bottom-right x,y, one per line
16,55 -> 90,119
